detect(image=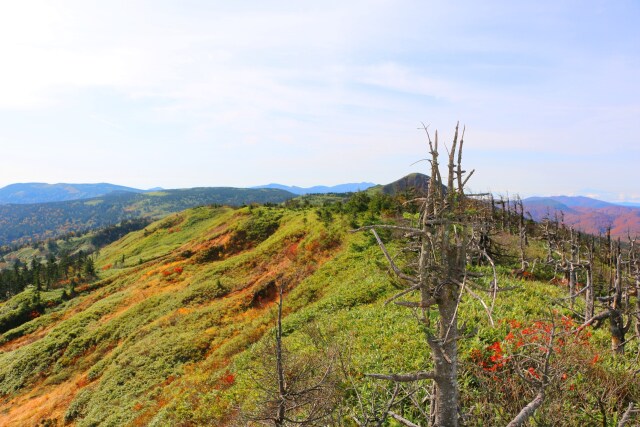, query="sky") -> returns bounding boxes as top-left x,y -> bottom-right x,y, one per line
0,1 -> 638,202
